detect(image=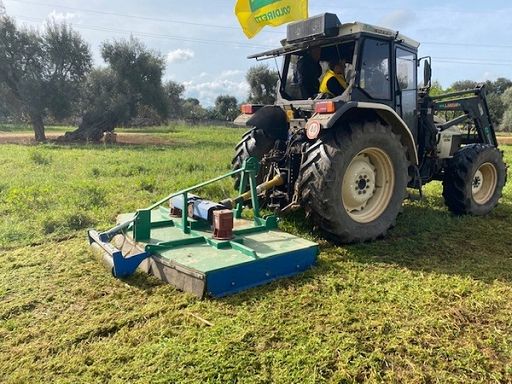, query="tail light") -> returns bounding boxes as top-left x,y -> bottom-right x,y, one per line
315,101 -> 337,114
241,104 -> 256,114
